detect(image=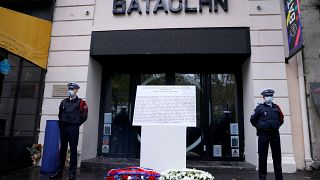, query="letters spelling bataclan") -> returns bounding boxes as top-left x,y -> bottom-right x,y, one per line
113,0 -> 228,15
